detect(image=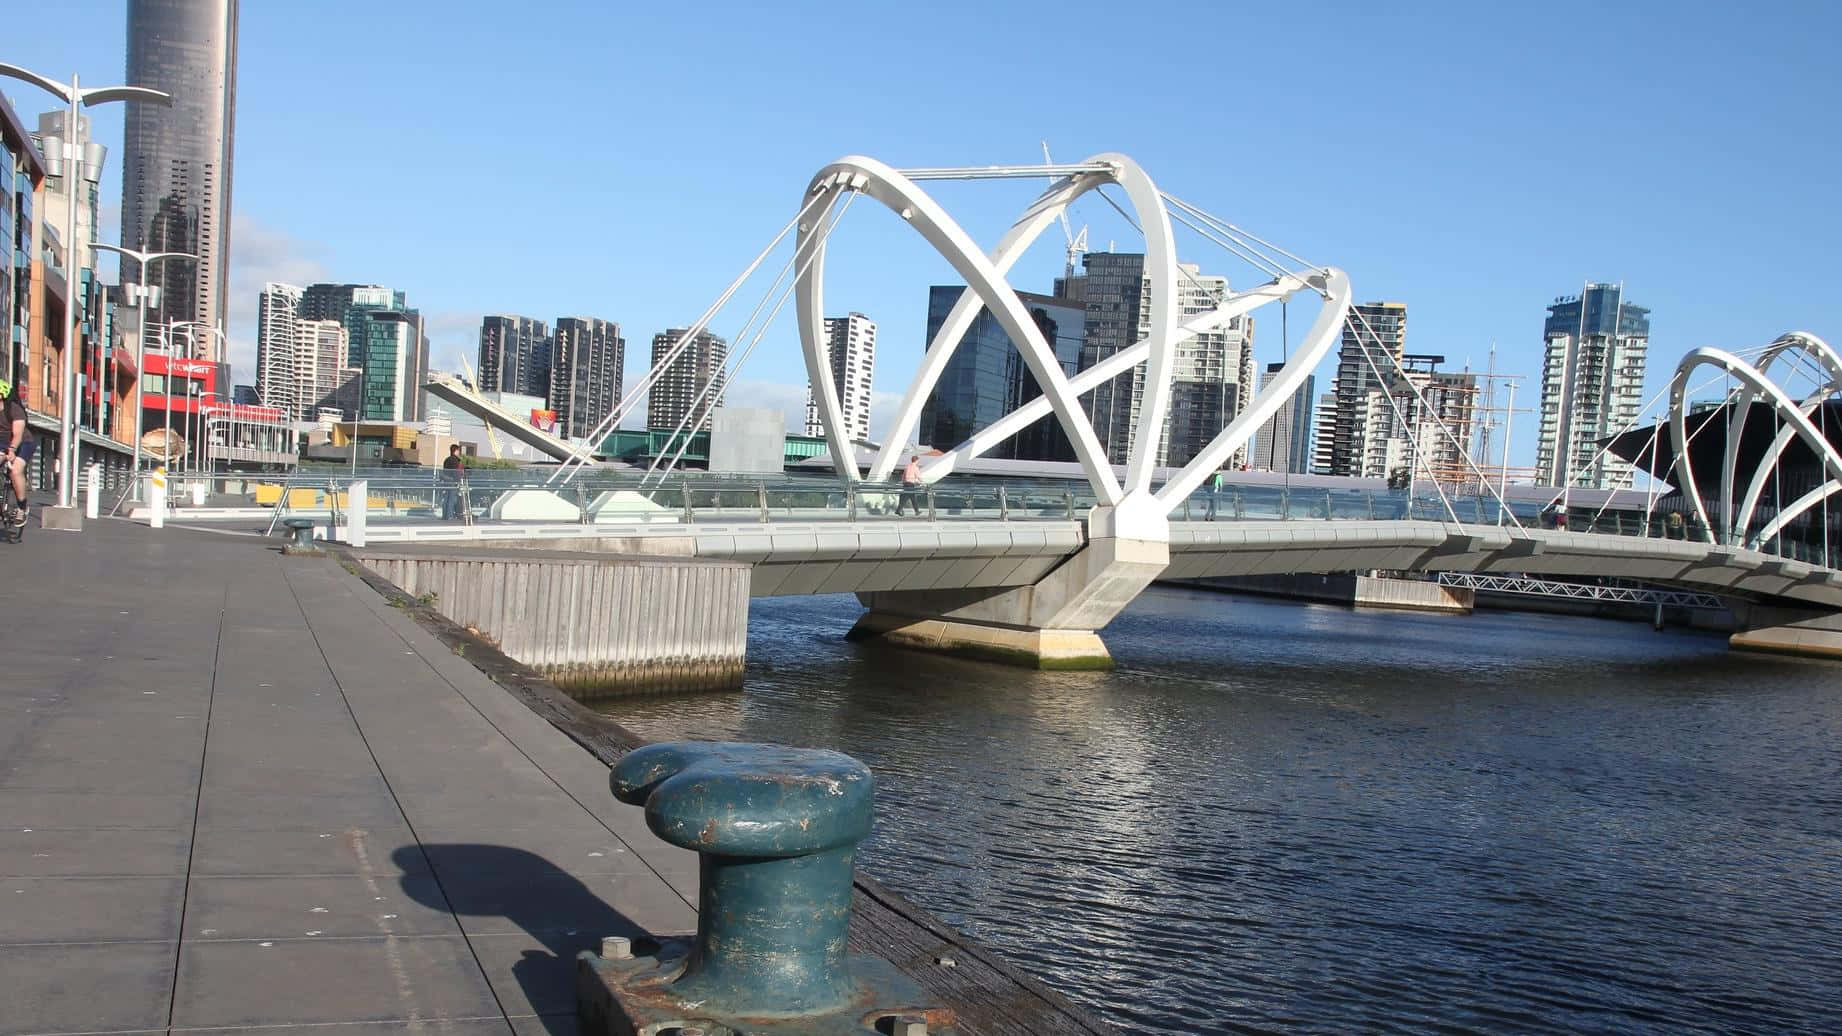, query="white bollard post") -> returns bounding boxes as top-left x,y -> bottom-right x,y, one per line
347,479 -> 367,547
149,466 -> 167,529
84,463 -> 101,519
190,479 -> 206,507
